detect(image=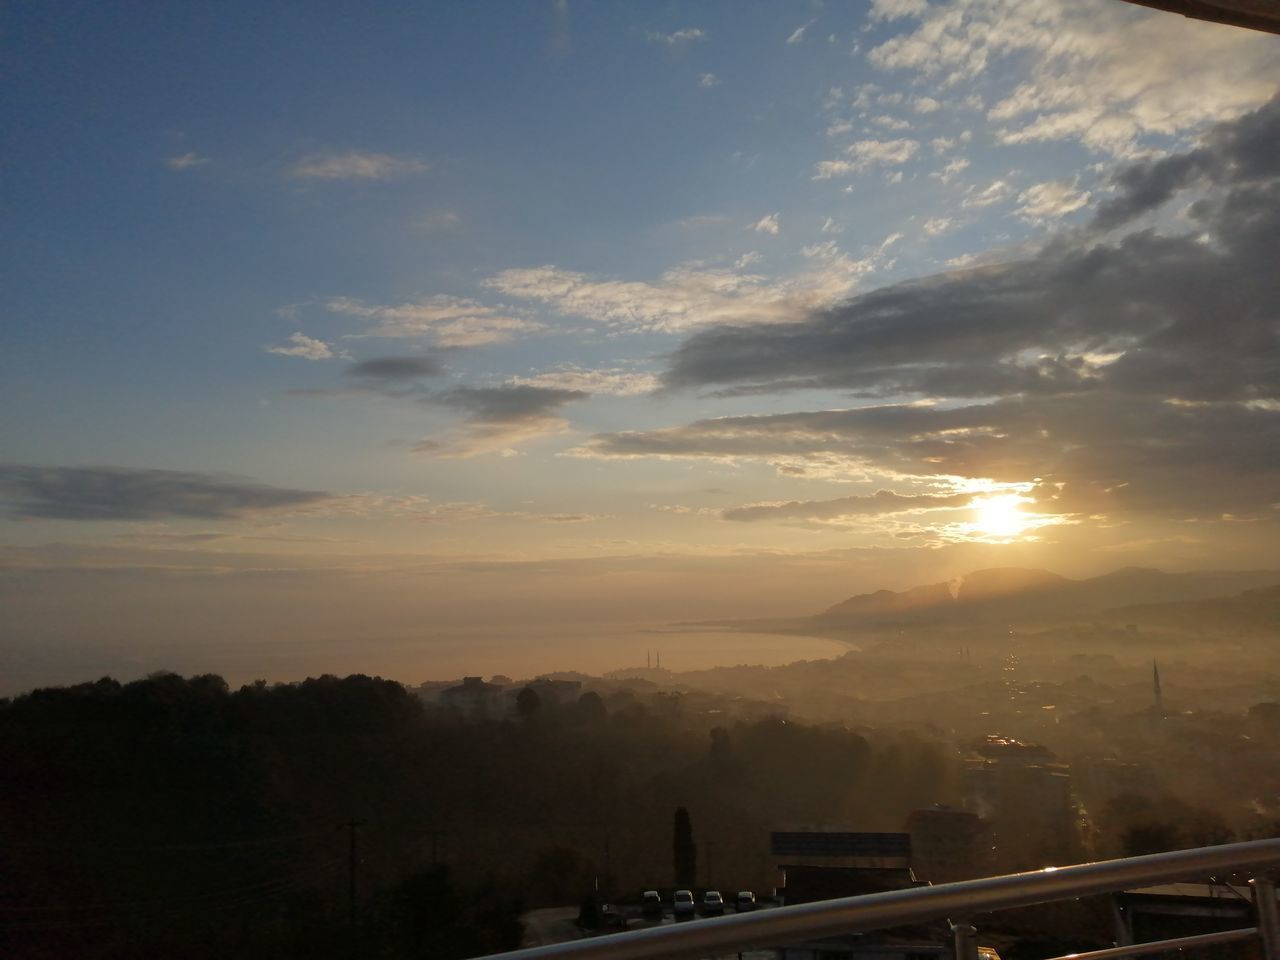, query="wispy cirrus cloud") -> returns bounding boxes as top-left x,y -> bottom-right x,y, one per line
328,295 -> 541,347
751,212 -> 780,235
165,152 -> 209,170
646,27 -> 704,45
289,150 -> 428,180
482,246 -> 894,334
786,20 -> 814,44
508,365 -> 660,397
723,489 -> 974,523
